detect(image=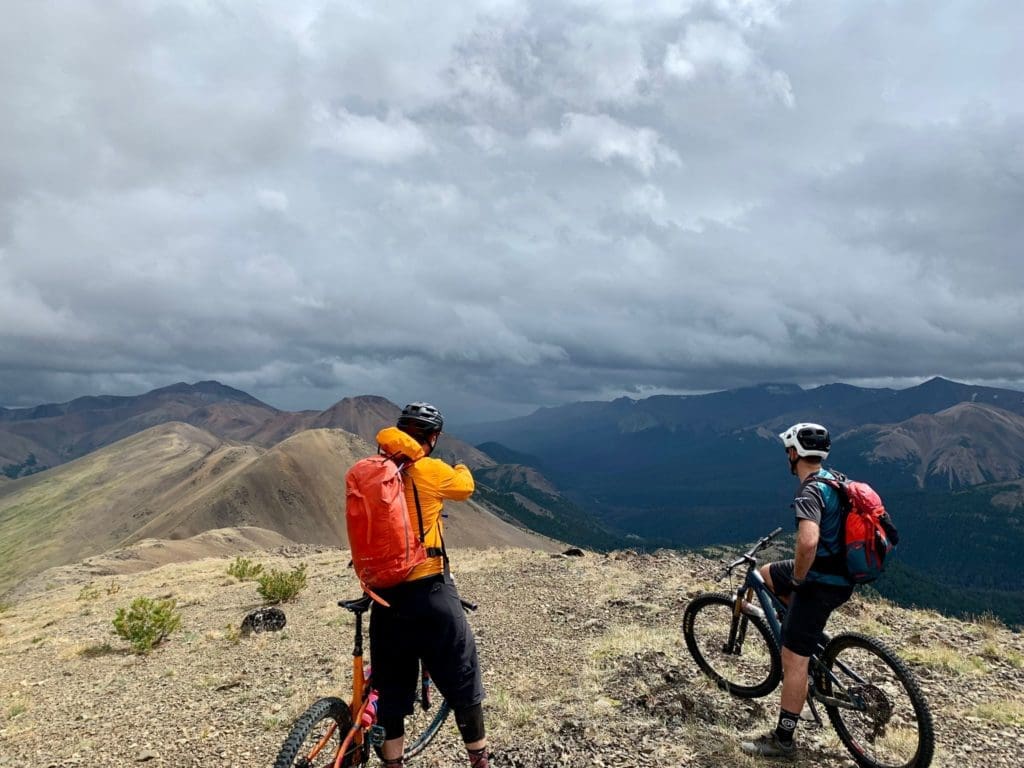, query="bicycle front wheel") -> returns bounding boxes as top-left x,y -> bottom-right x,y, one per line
273,696 -> 361,768
682,592 -> 782,698
818,632 -> 935,768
